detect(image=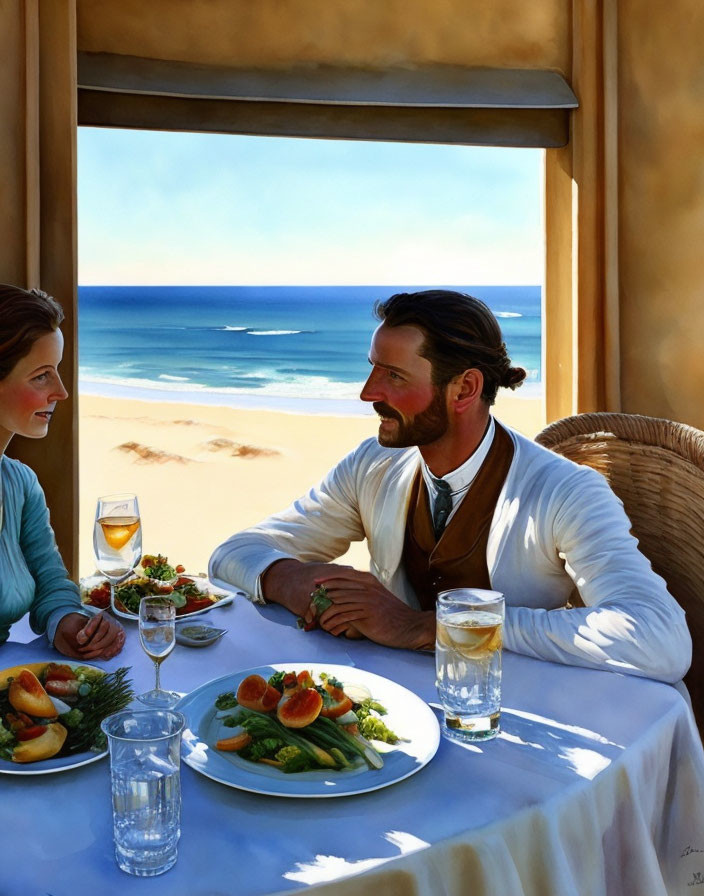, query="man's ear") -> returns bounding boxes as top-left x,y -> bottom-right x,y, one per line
448,368 -> 484,413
